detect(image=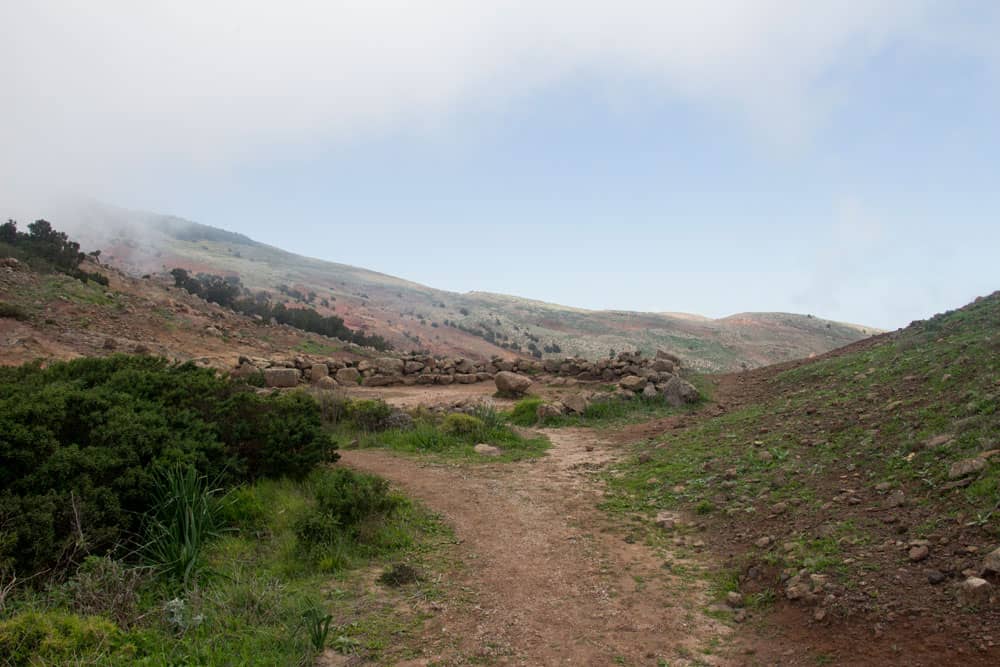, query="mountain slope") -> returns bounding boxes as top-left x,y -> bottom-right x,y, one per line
52,199 -> 873,371
606,290 -> 1000,662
